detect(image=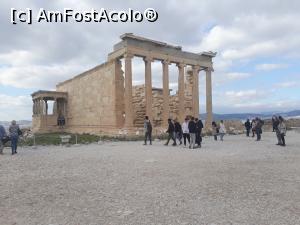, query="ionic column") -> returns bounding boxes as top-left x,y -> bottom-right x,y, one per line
177,63 -> 185,122
144,56 -> 153,121
162,60 -> 170,127
192,65 -> 200,118
205,67 -> 213,128
124,53 -> 134,128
